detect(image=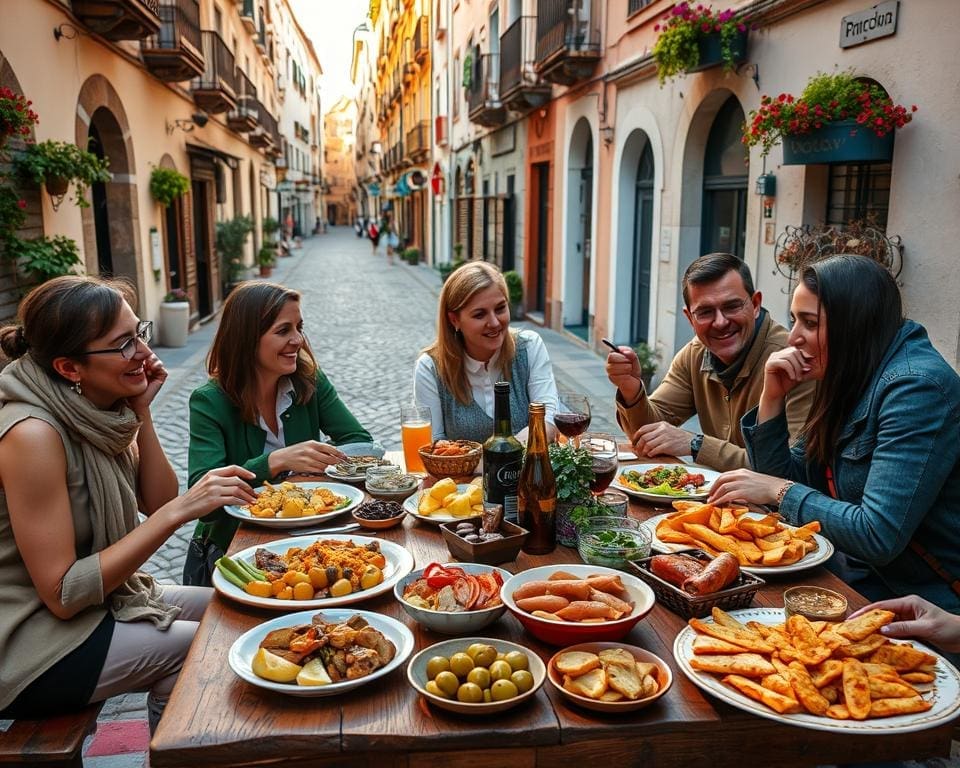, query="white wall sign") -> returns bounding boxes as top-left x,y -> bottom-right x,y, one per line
840,1 -> 898,48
